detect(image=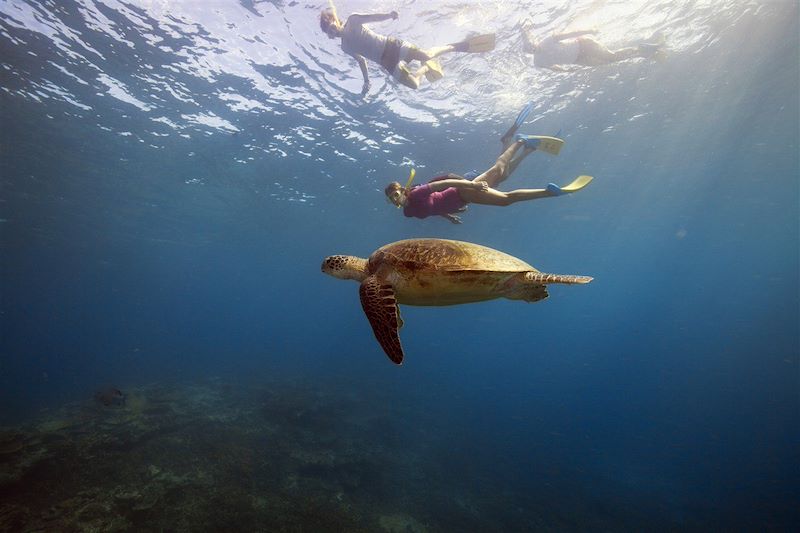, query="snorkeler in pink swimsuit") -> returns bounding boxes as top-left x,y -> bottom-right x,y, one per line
385,137 -> 593,224
401,177 -> 469,219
